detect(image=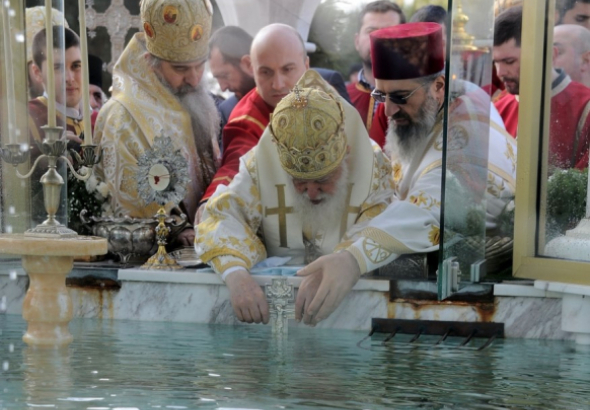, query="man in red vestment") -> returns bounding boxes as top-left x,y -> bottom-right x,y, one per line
347,1 -> 405,132
197,24 -> 310,216
493,6 -> 590,169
